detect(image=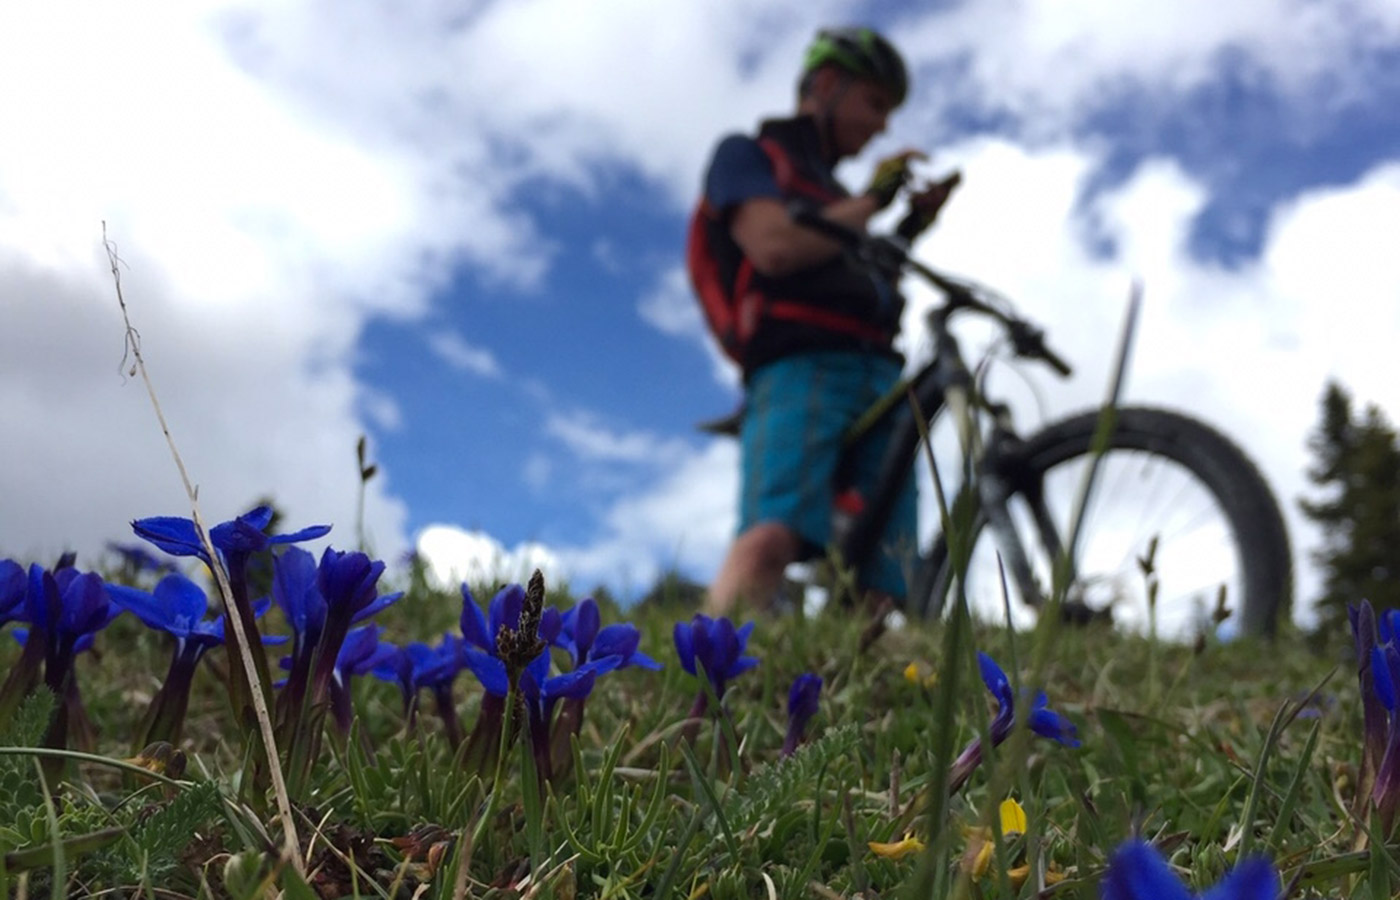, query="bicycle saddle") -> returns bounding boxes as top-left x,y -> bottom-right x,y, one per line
696,403 -> 745,437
